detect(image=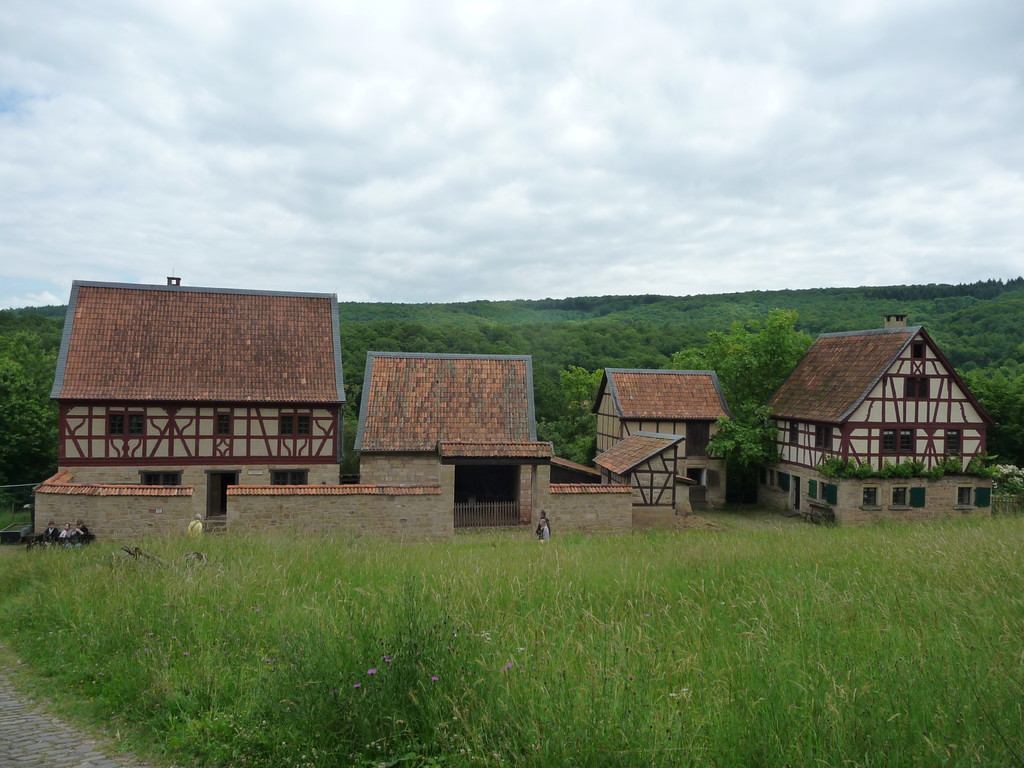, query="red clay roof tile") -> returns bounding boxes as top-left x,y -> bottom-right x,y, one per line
549,483 -> 633,494
594,432 -> 683,475
52,282 -> 344,403
356,353 -> 536,452
227,484 -> 441,496
601,369 -> 730,420
768,328 -> 915,422
438,441 -> 552,459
